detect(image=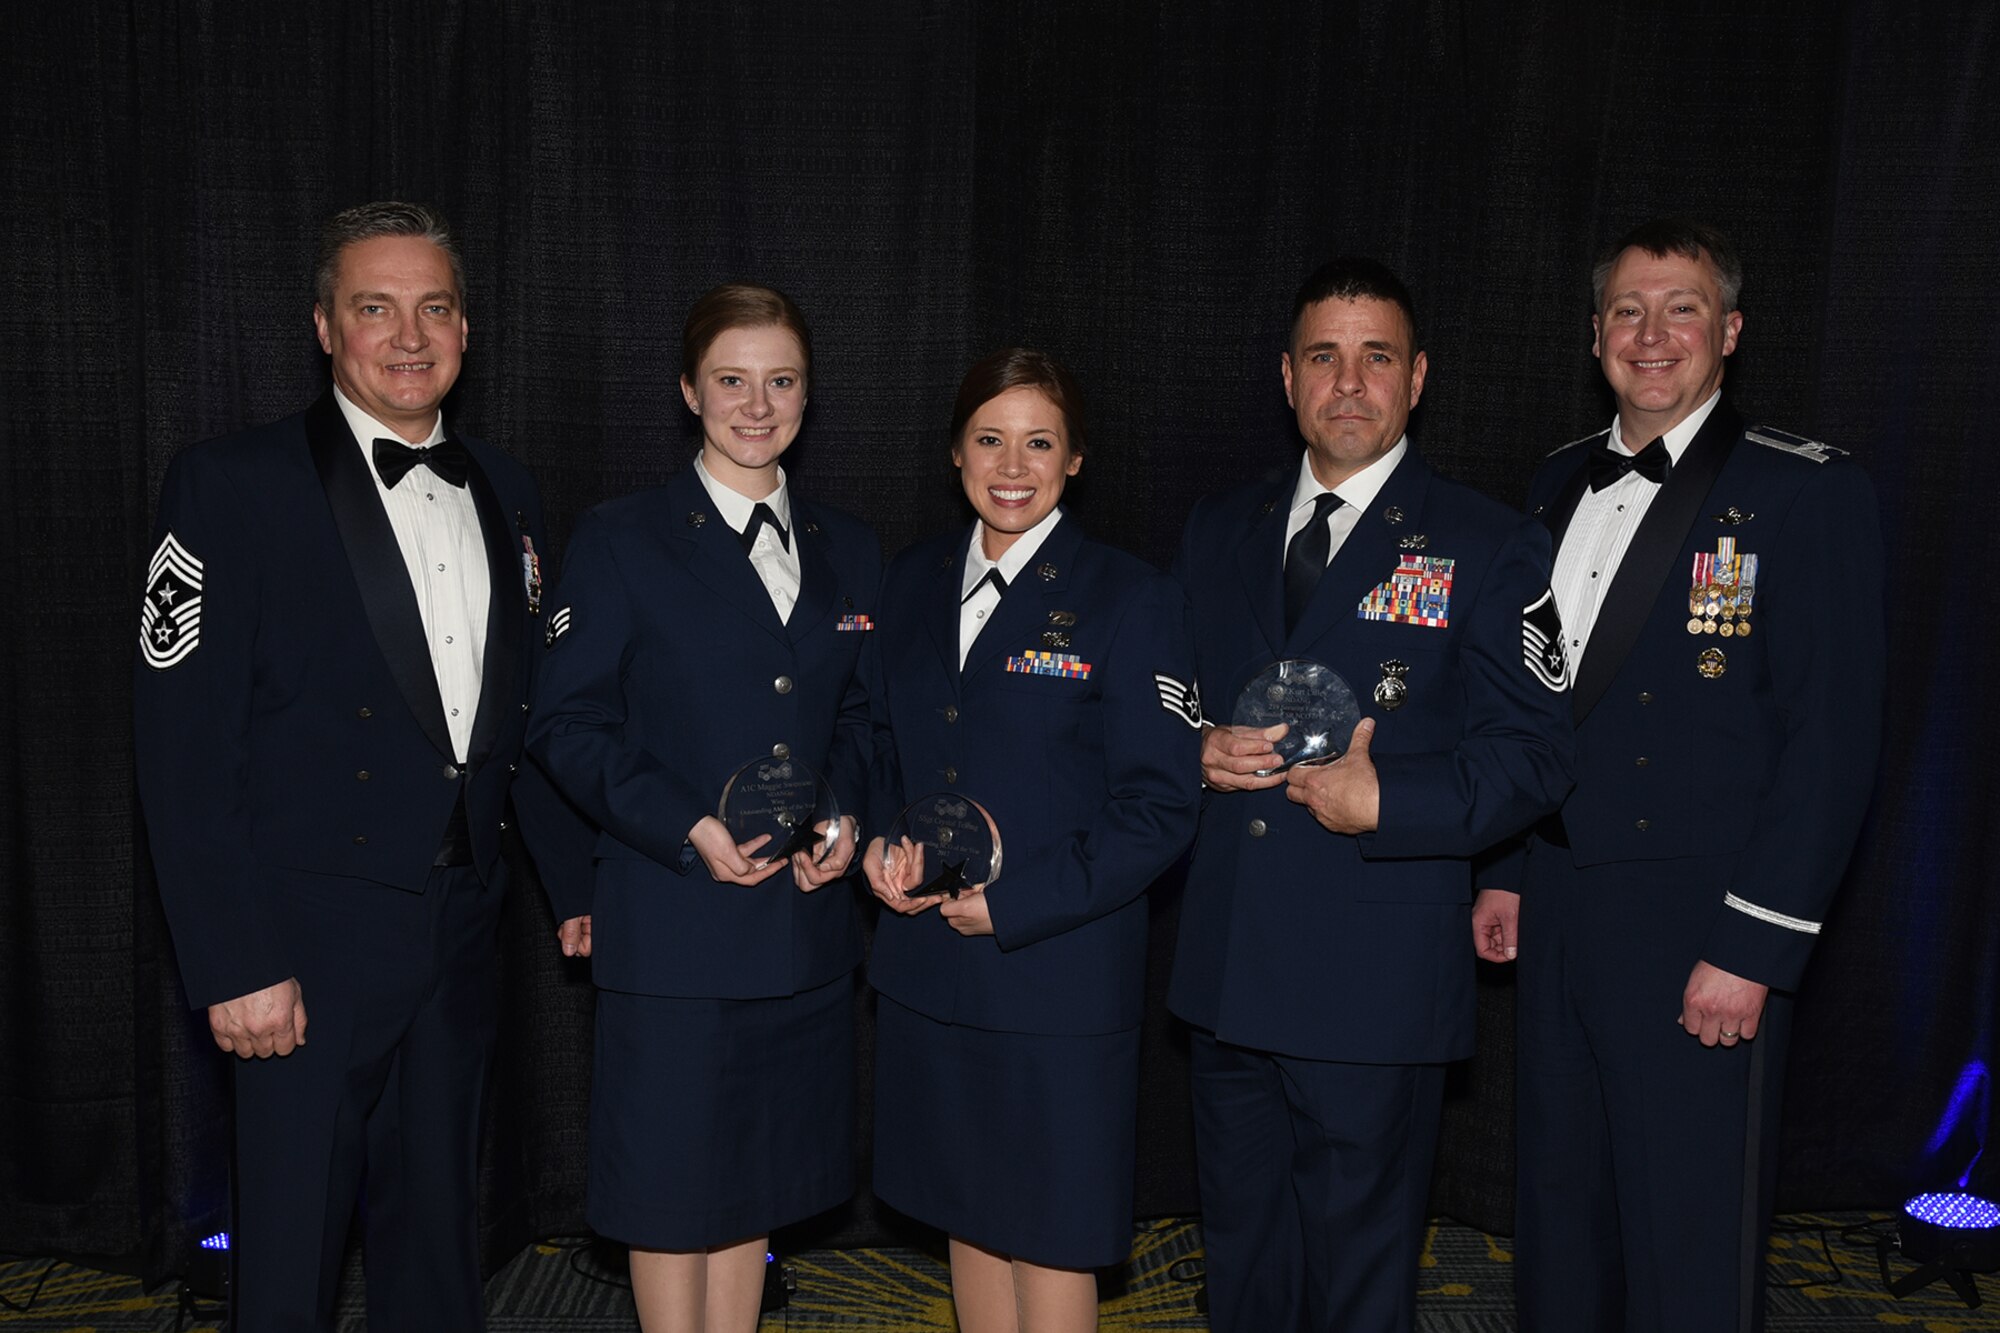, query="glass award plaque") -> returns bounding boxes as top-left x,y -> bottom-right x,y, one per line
717,753 -> 840,866
884,793 -> 1003,899
1231,658 -> 1363,774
